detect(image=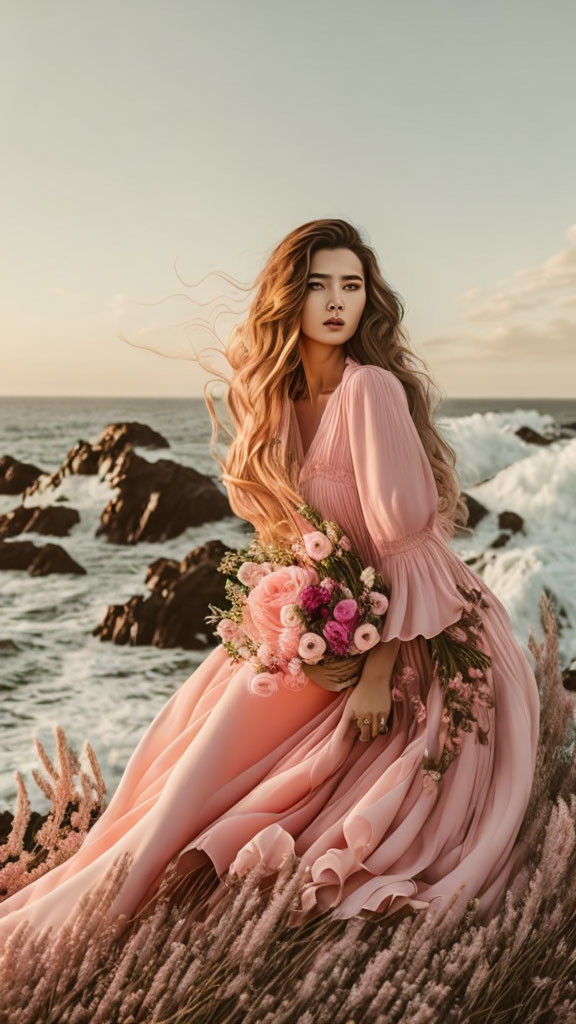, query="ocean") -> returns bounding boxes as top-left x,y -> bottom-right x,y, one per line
1,395 -> 575,811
